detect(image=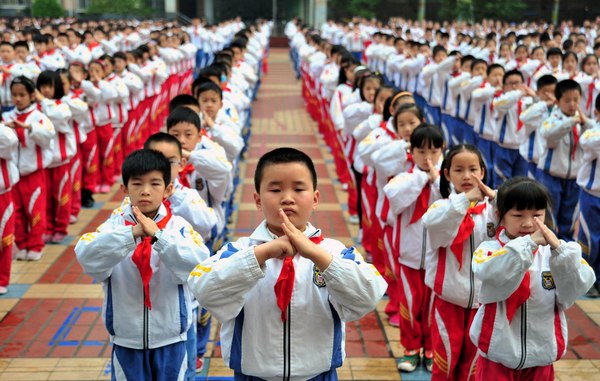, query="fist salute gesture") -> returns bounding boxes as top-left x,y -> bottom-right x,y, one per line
466,174 -> 496,202
531,217 -> 561,250
131,206 -> 160,238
